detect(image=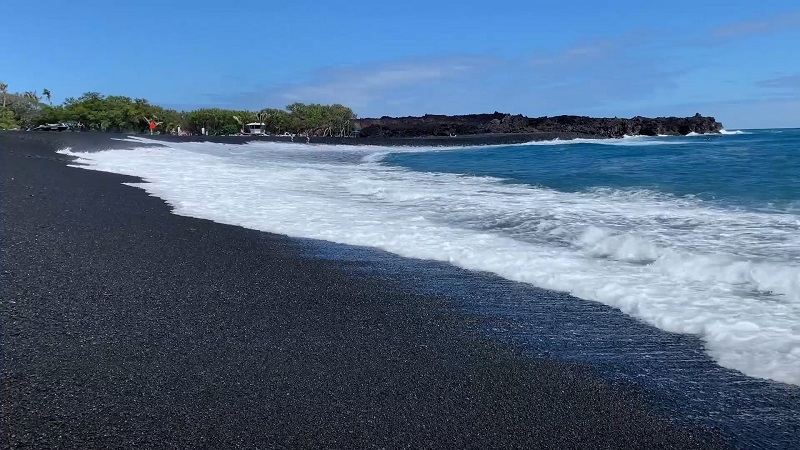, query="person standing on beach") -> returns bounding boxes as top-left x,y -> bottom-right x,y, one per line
143,116 -> 162,135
